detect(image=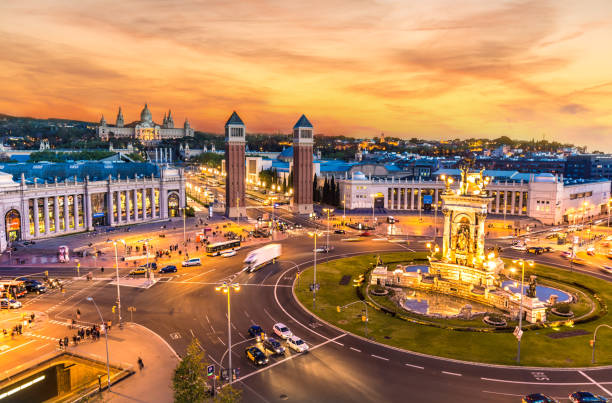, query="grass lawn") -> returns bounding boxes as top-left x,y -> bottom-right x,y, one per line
294,252 -> 612,367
